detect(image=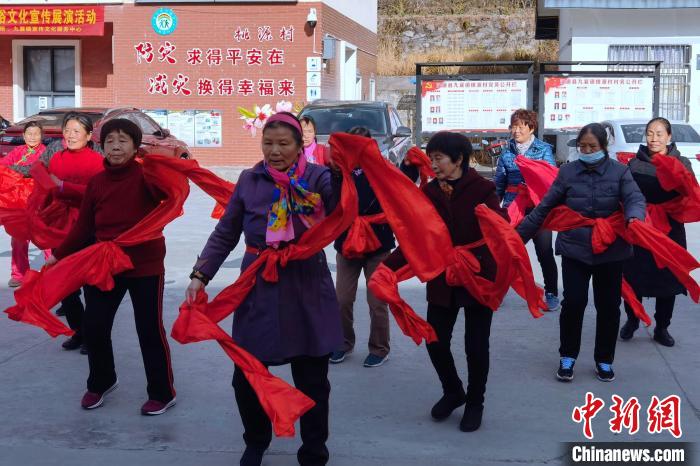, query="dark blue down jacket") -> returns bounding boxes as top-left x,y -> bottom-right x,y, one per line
517,156 -> 646,265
